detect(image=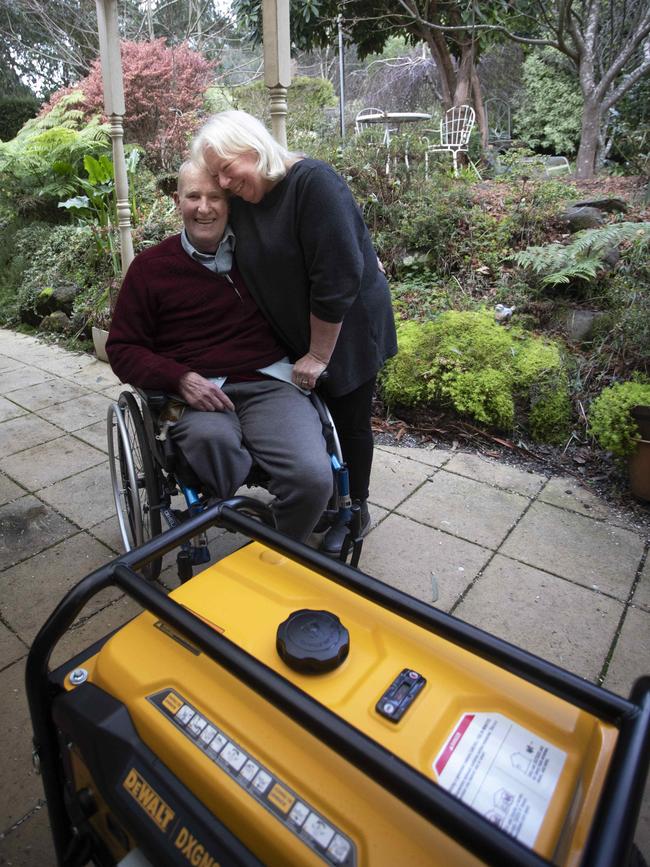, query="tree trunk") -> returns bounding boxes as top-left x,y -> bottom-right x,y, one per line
421,28 -> 455,109
470,64 -> 487,148
575,99 -> 601,179
452,42 -> 473,105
